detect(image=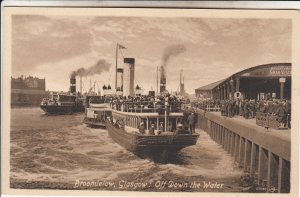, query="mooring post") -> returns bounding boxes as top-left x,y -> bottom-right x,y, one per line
224,129 -> 228,150
243,139 -> 248,171
212,122 -> 216,141
217,124 -> 221,144
267,151 -> 272,192
231,132 -> 235,156
226,131 -> 230,153
234,134 -> 238,156
227,130 -> 231,153
222,127 -> 225,148
278,157 -> 283,193
258,147 -> 268,187
238,137 -> 243,166
250,142 -> 256,177
258,146 -> 262,185
234,135 -> 239,162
